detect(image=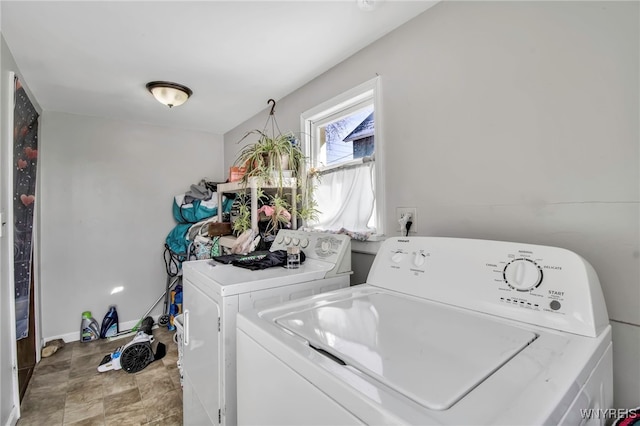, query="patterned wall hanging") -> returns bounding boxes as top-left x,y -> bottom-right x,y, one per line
14,77 -> 39,340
